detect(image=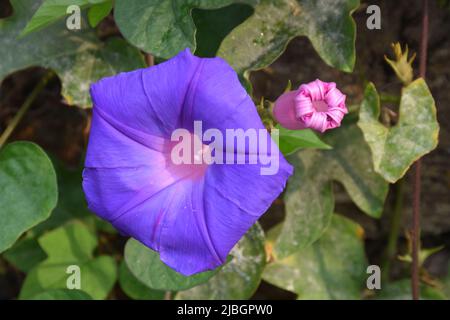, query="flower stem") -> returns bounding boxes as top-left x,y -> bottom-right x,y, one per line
145,53 -> 154,67
383,178 -> 405,280
164,291 -> 172,300
411,0 -> 429,300
0,71 -> 54,149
